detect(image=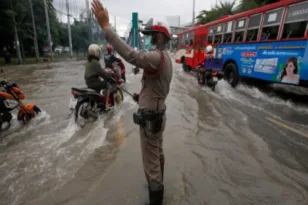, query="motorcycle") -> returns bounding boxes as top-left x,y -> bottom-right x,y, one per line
68,78 -> 124,123
197,67 -> 224,91
0,79 -> 41,131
